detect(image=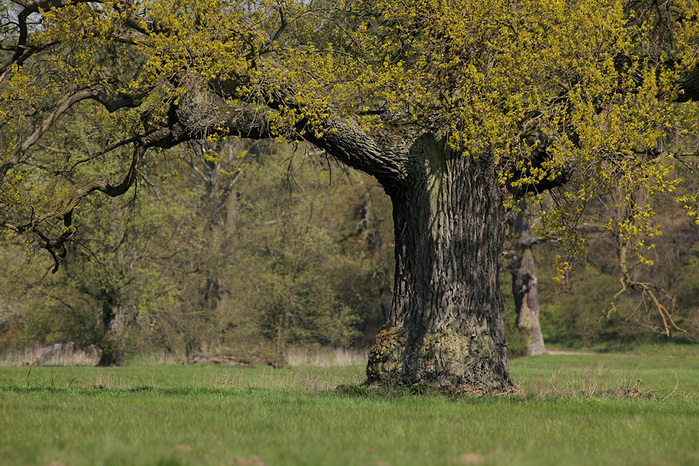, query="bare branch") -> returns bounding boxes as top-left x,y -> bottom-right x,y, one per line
604,234 -> 685,336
